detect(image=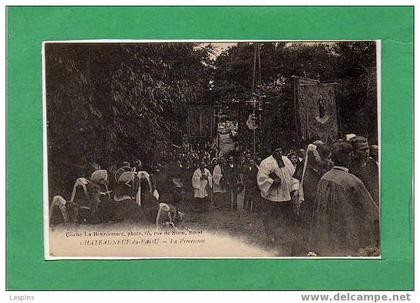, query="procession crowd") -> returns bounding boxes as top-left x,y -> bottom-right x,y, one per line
50,134 -> 379,257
